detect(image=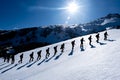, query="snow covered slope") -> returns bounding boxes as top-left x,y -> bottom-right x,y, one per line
0,29 -> 120,80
